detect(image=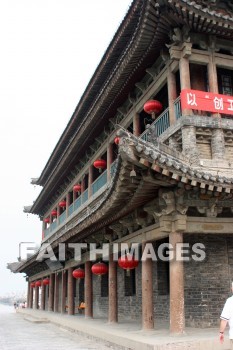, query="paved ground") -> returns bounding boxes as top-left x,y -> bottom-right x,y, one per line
0,304 -> 113,350
15,307 -> 232,350
2,305 -> 232,350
